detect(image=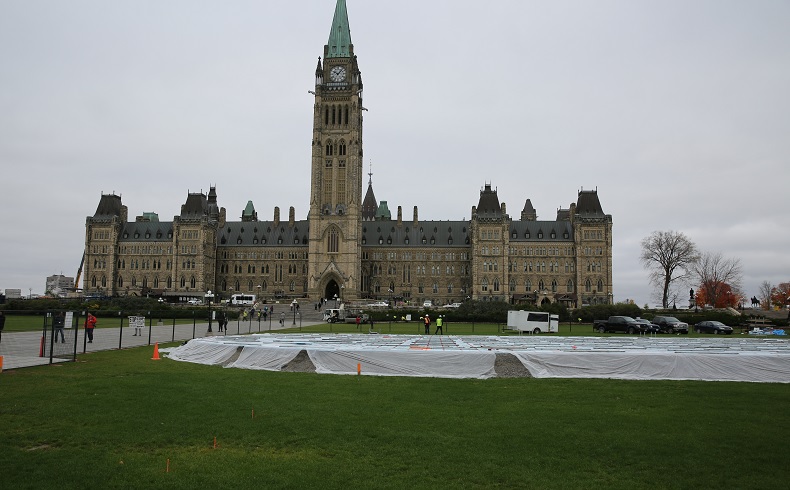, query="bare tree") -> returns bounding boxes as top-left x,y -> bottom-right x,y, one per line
640,231 -> 699,308
759,281 -> 773,309
693,251 -> 743,307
